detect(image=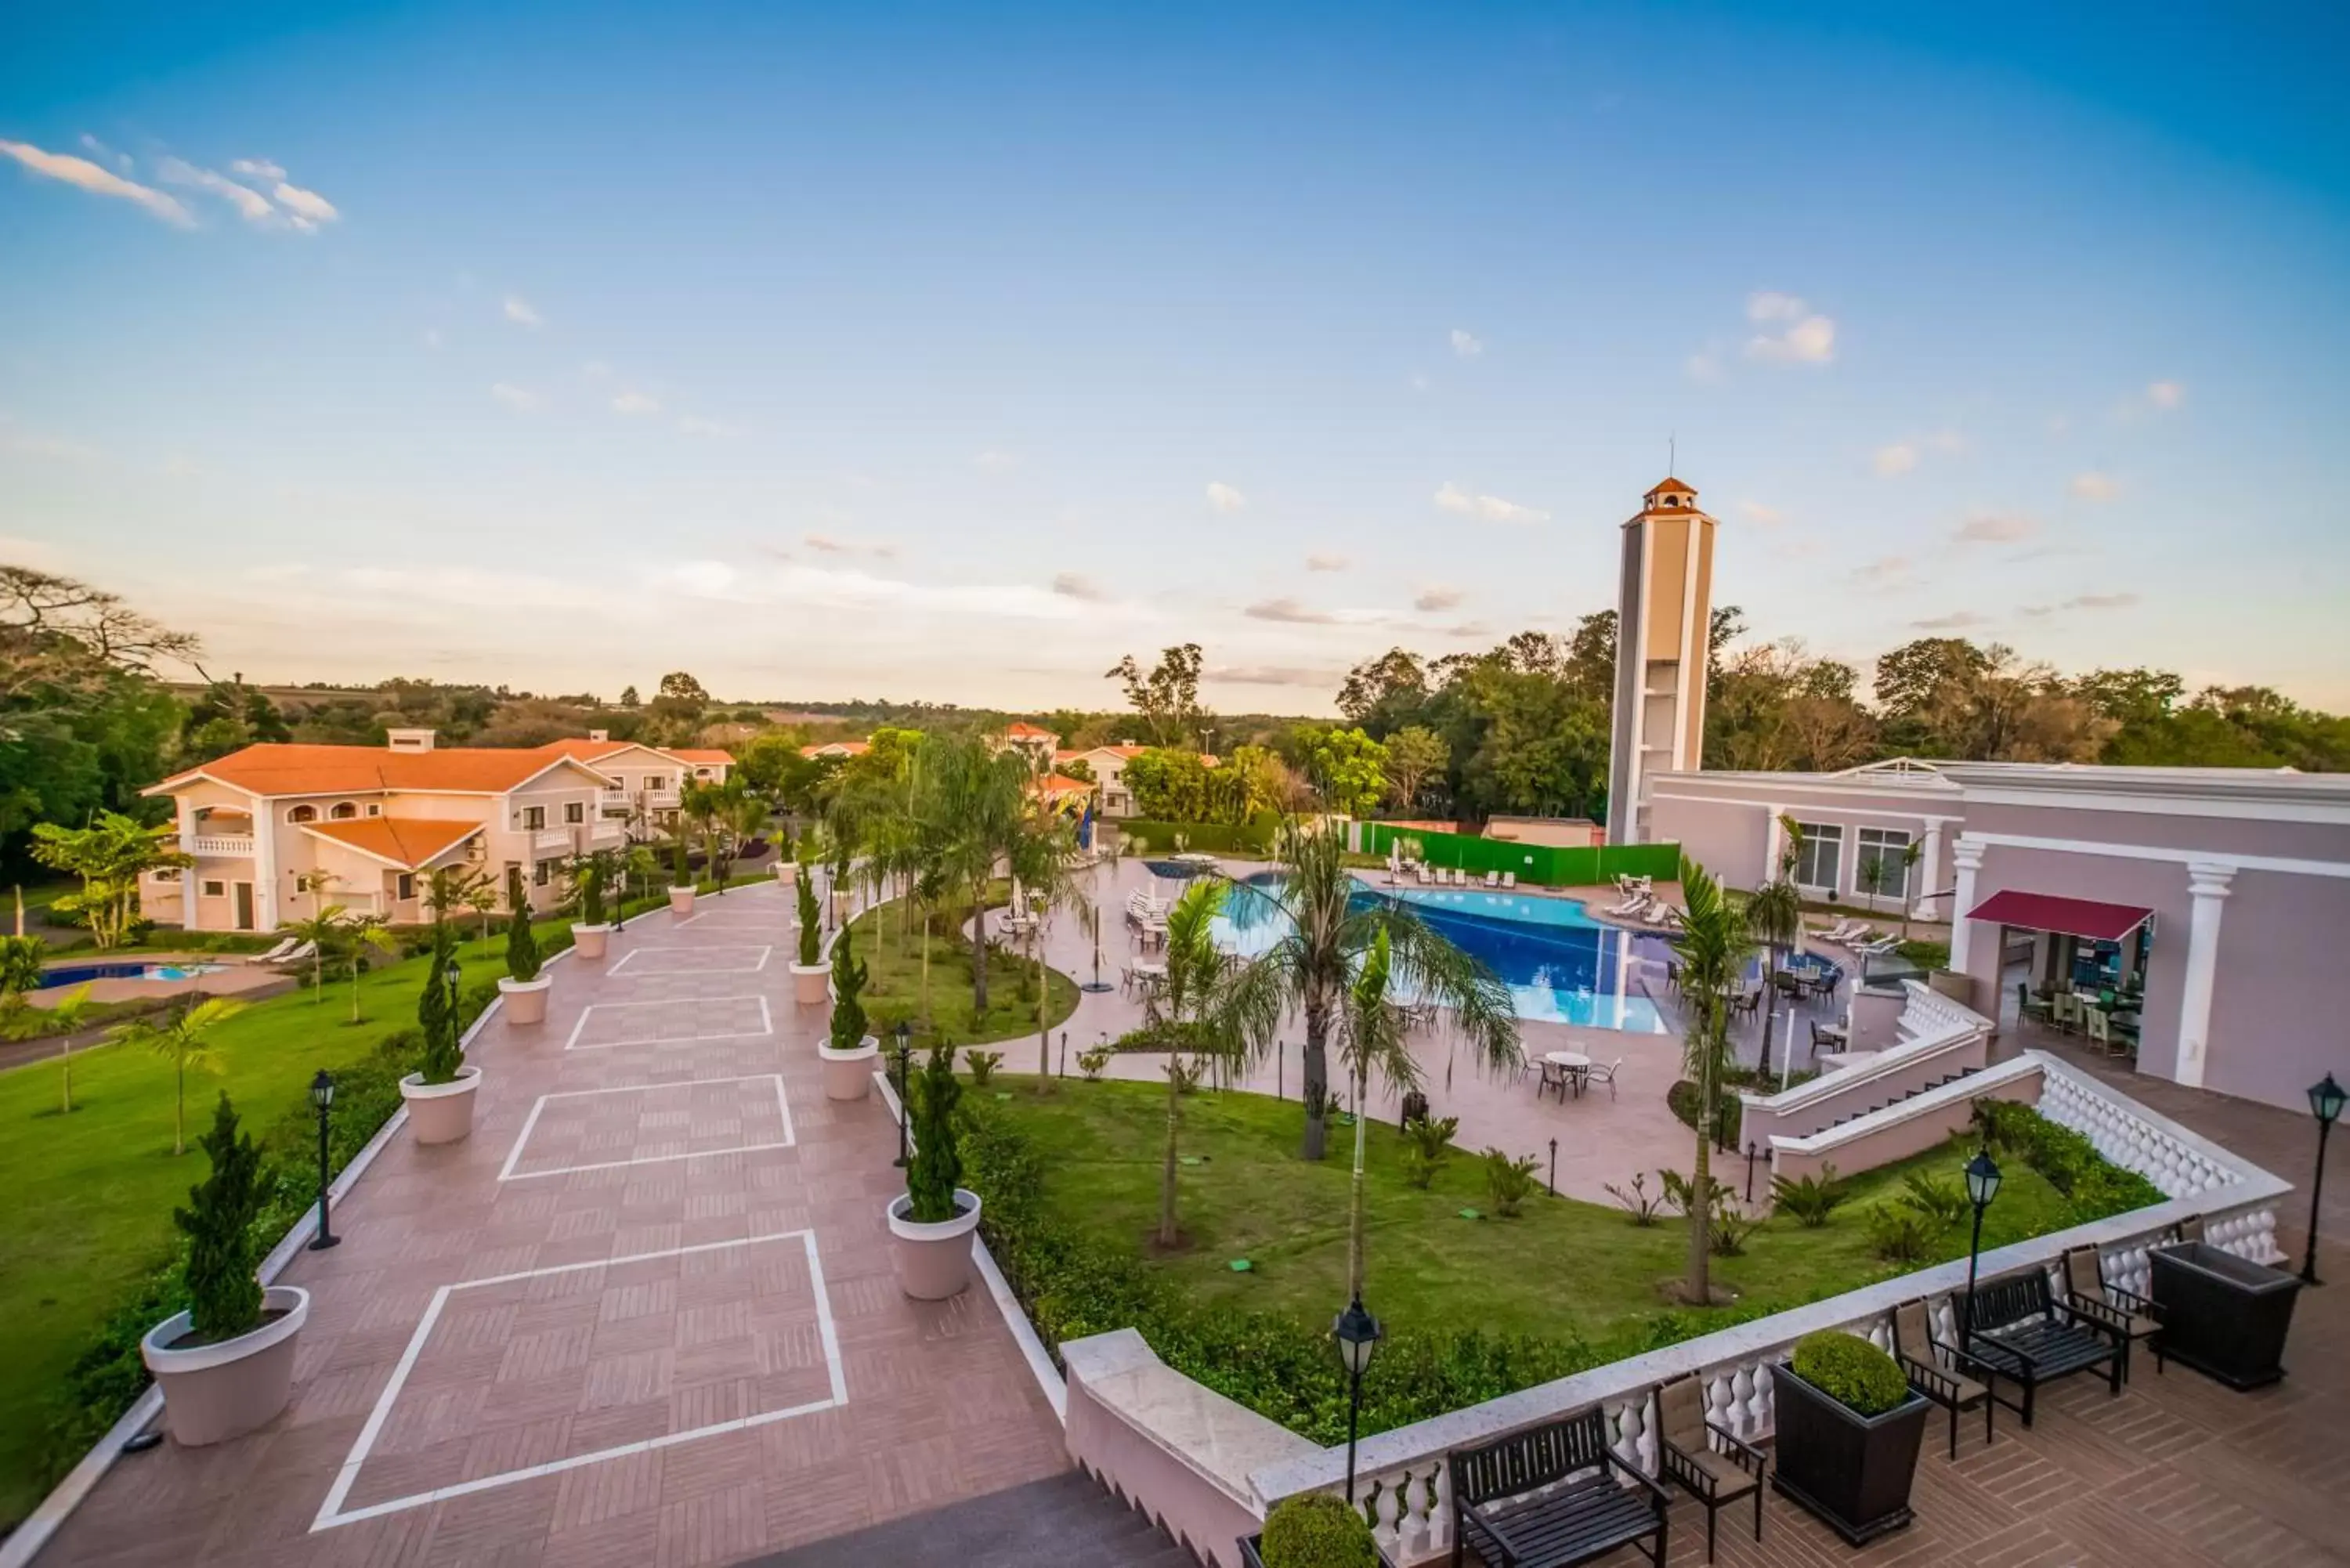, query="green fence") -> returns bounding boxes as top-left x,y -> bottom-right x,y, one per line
1110,817 -> 1278,855
1358,822 -> 1680,887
